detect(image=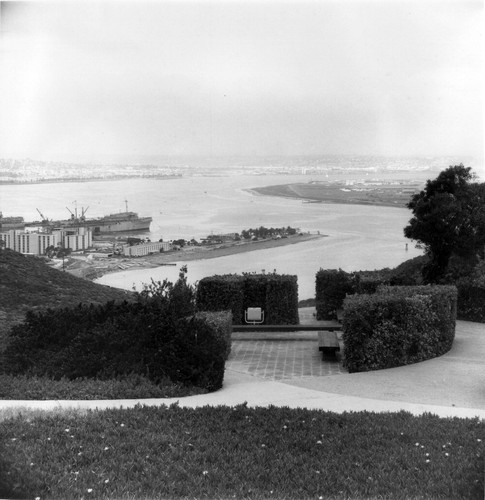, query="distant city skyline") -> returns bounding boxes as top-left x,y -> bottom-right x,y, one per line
0,1 -> 483,165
